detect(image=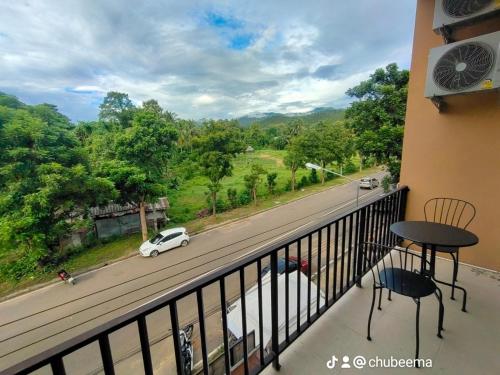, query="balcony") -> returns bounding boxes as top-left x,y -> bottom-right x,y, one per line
261,256 -> 500,375
3,186 -> 498,375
